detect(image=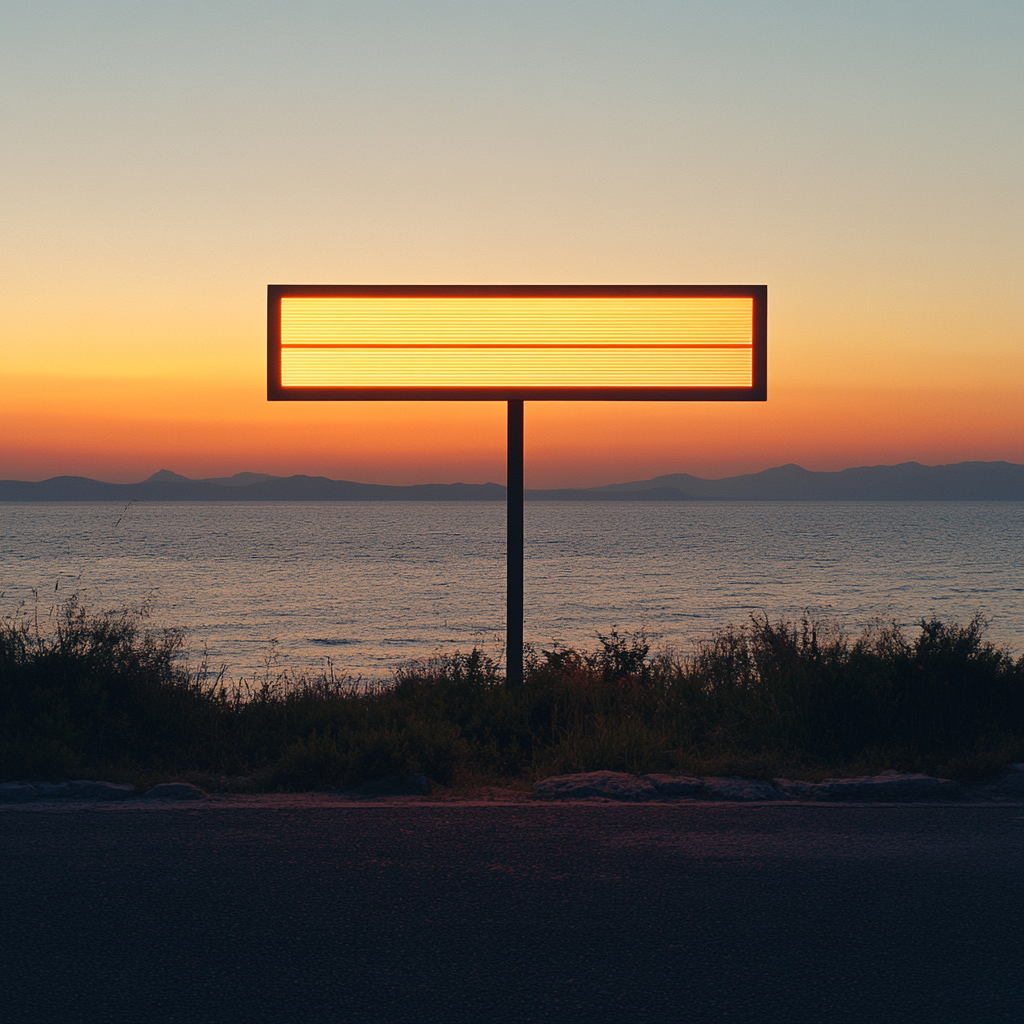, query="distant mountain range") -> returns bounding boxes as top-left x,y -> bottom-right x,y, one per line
548,461 -> 1024,501
2,462 -> 1021,501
